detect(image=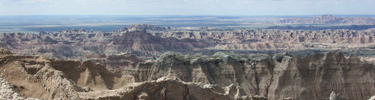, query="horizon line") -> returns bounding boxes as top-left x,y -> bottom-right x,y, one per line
1,14 -> 375,17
